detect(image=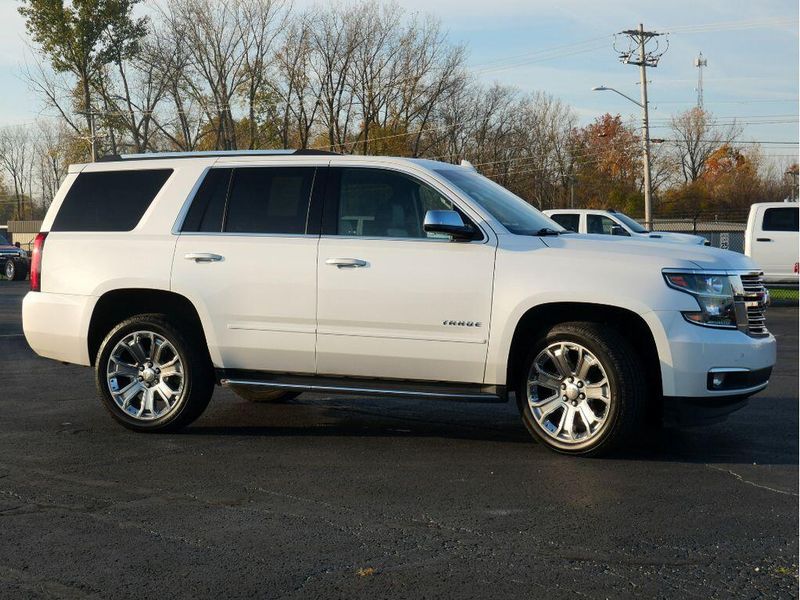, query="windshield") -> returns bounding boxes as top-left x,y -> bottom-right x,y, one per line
434,168 -> 562,235
613,212 -> 648,233
0,233 -> 9,246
